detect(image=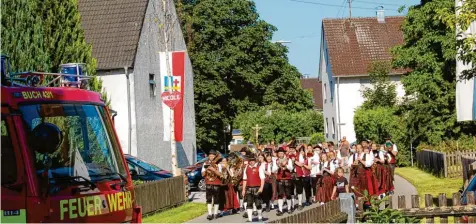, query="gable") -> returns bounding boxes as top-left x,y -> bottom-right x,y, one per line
322,16 -> 407,77
78,0 -> 148,70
